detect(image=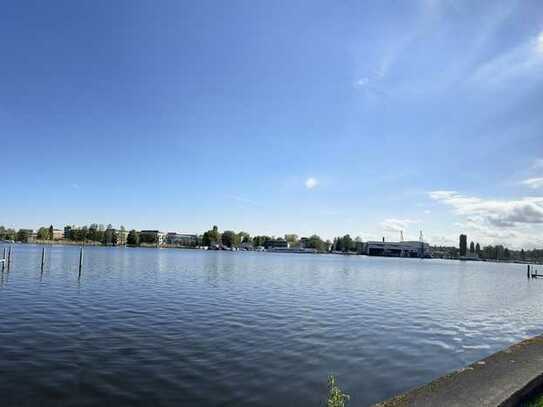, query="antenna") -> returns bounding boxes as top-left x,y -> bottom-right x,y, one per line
400,231 -> 404,242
